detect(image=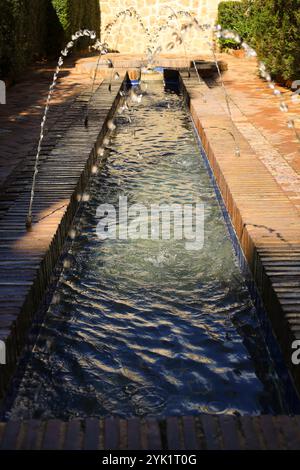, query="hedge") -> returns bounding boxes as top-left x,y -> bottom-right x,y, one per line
249,0 -> 300,81
51,0 -> 100,47
0,0 -> 50,79
217,1 -> 251,50
0,0 -> 100,81
217,0 -> 300,81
